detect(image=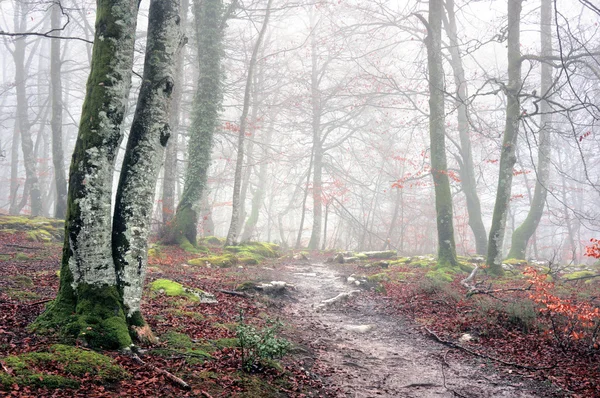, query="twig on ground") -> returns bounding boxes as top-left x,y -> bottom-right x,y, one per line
424,327 -> 554,371
25,298 -> 53,306
131,353 -> 191,390
219,289 -> 251,298
4,244 -> 42,250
